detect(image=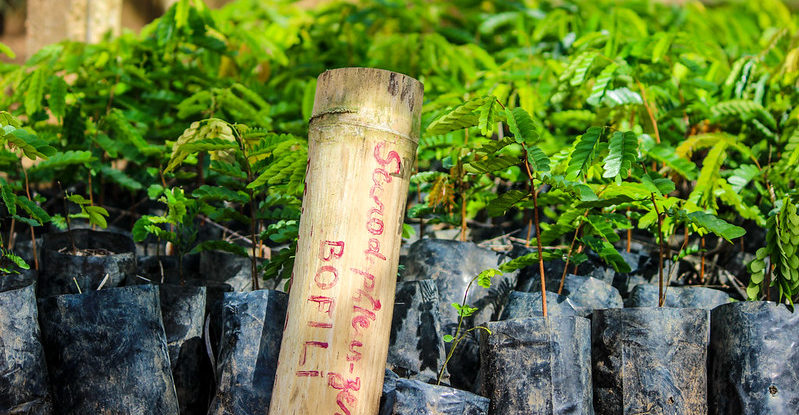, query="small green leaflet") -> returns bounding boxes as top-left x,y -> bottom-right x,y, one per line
640,173 -> 675,196
478,98 -> 498,137
603,131 -> 638,180
451,303 -> 479,318
476,268 -> 503,289
566,126 -> 603,180
646,144 -> 697,181
1,181 -> 16,216
426,97 -> 487,136
505,107 -> 539,144
681,211 -> 746,243
499,250 -> 563,273
581,234 -> 631,273
85,205 -> 109,229
526,144 -> 550,173
0,42 -> 15,59
2,250 -> 29,270
486,190 -> 528,217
